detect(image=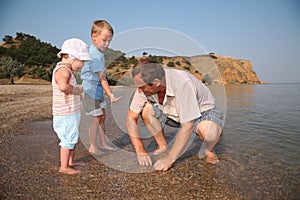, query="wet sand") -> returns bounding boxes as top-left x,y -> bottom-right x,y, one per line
1,120 -> 245,200
1,85 -> 294,199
